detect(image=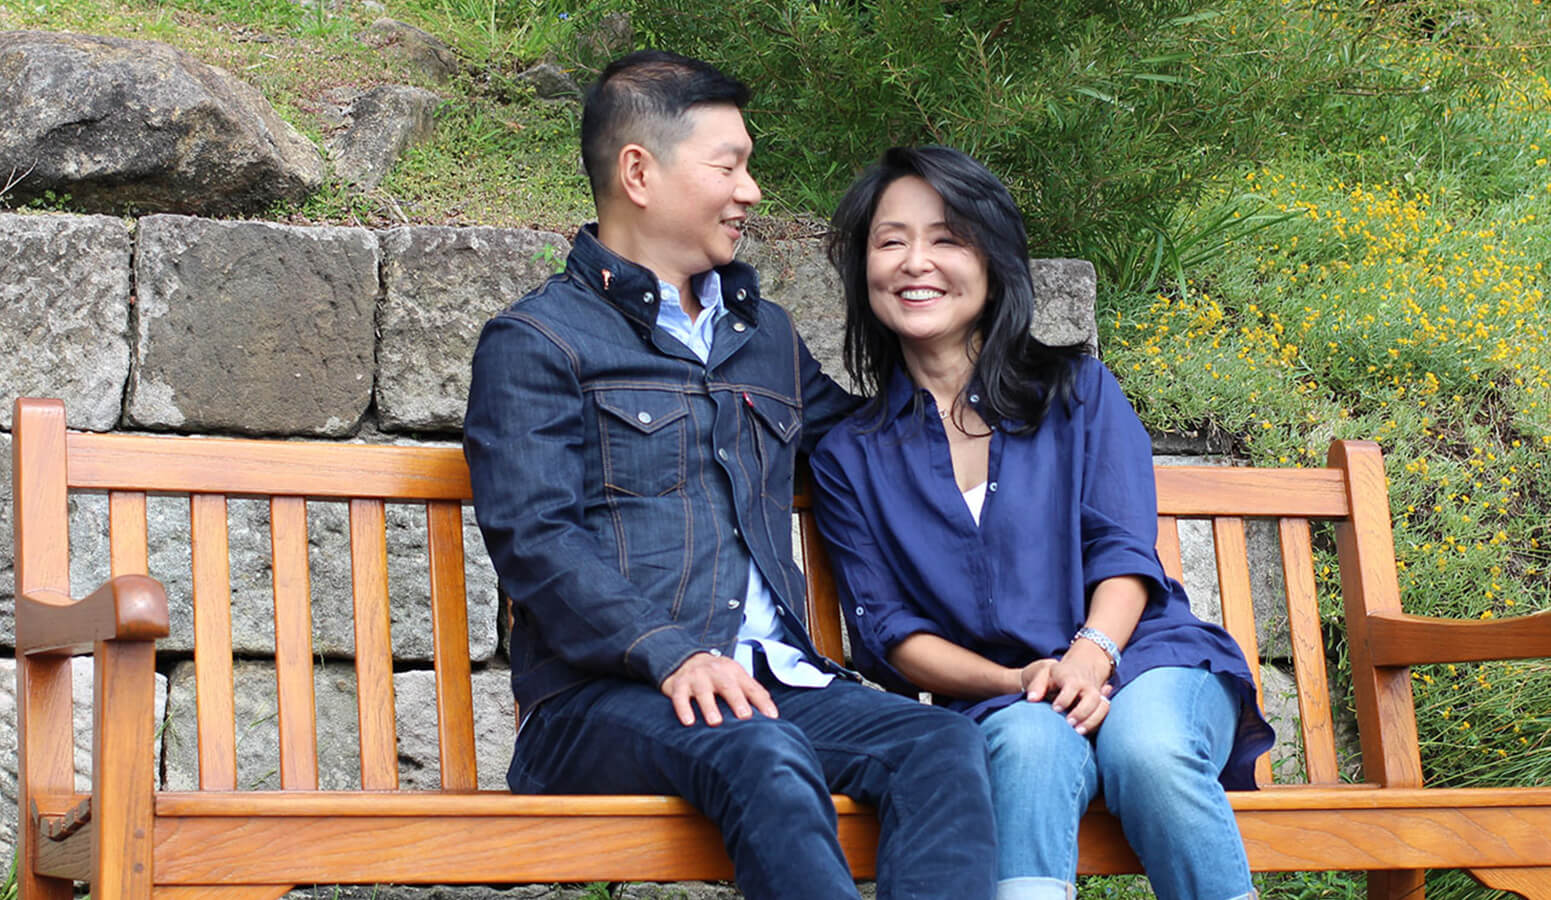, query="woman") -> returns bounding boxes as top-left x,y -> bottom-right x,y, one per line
810,146 -> 1274,900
